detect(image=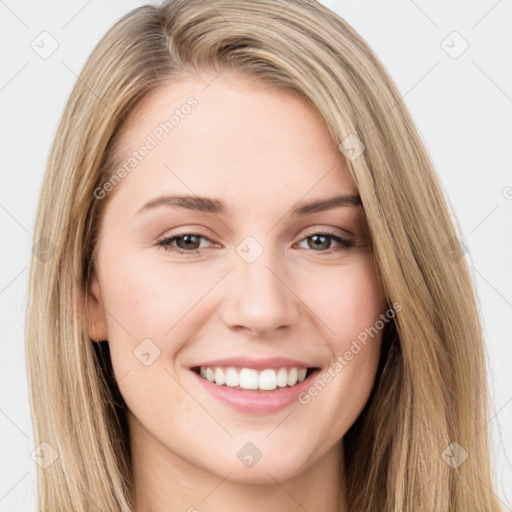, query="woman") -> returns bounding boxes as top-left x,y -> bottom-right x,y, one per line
25,0 -> 502,510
